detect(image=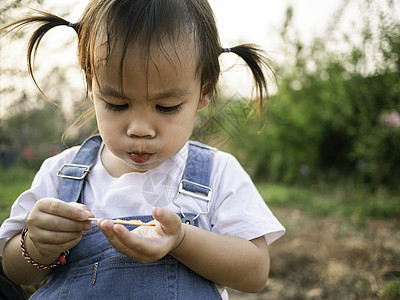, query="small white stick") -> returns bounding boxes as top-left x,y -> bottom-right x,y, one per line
87,218 -> 155,226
